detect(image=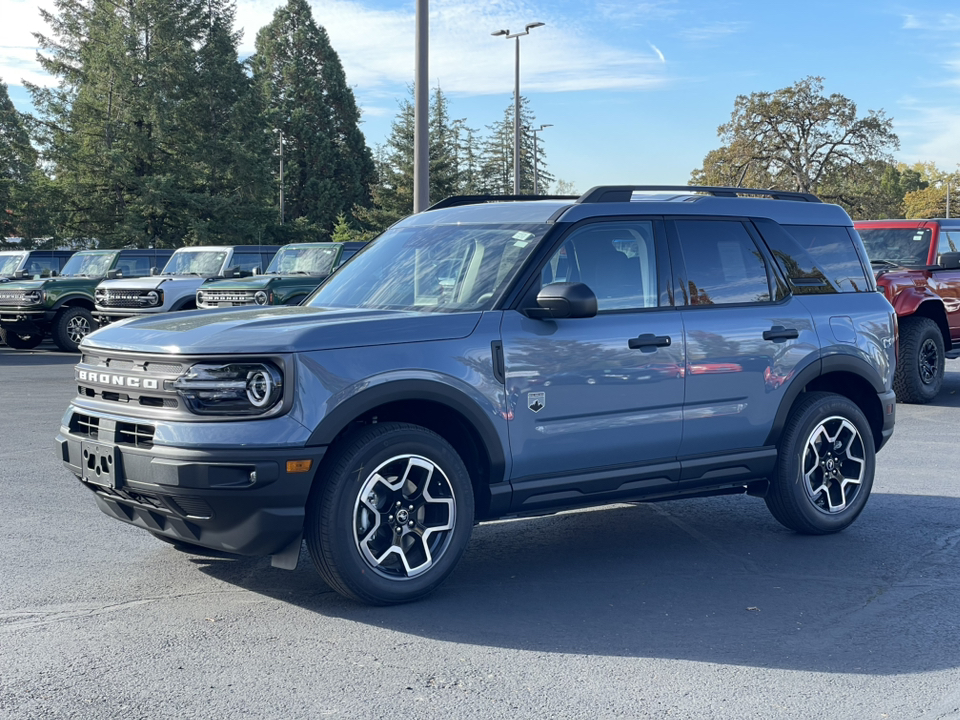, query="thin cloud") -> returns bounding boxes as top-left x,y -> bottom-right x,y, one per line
678,21 -> 749,44
649,43 -> 665,63
594,0 -> 678,23
902,13 -> 960,32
